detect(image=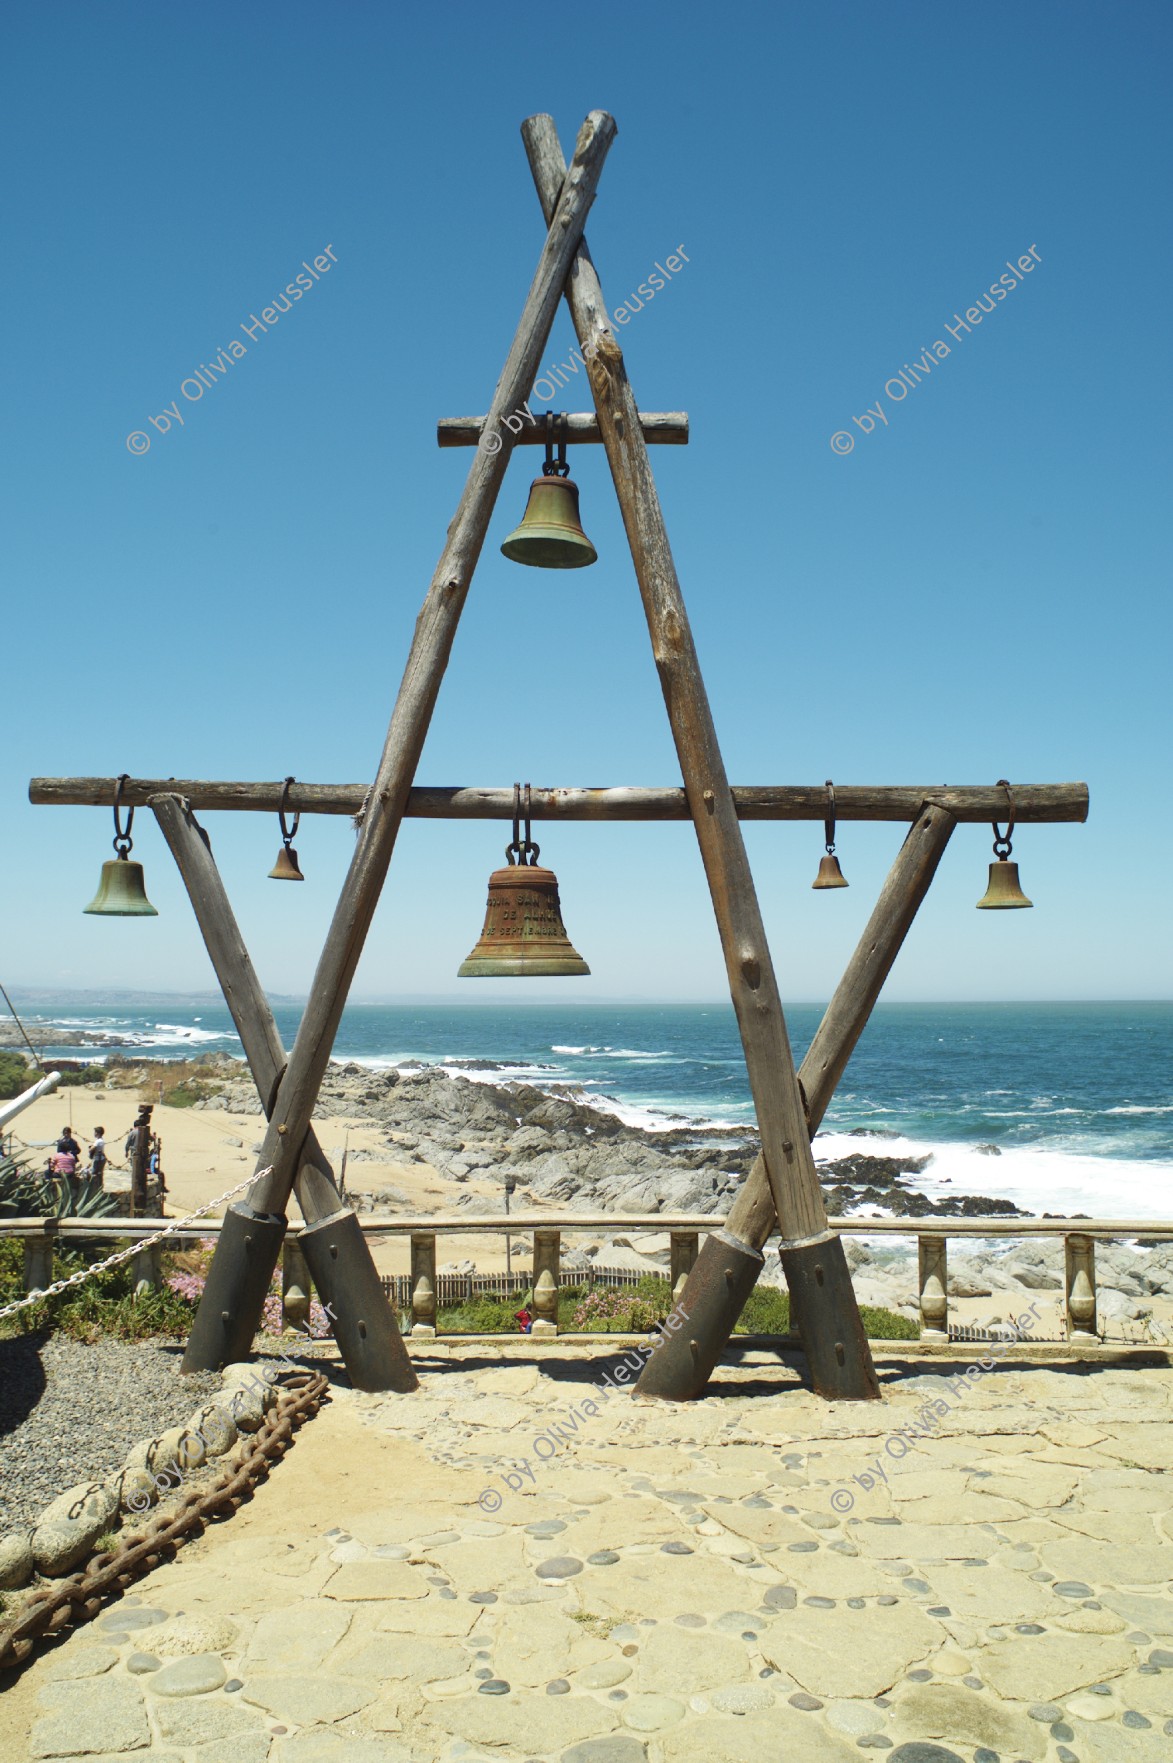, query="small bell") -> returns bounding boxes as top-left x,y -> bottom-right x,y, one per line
459,783 -> 590,976
500,413 -> 597,569
268,776 -> 305,880
85,777 -> 159,915
268,843 -> 304,881
976,858 -> 1033,910
812,780 -> 849,888
976,779 -> 1033,909
812,853 -> 848,889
